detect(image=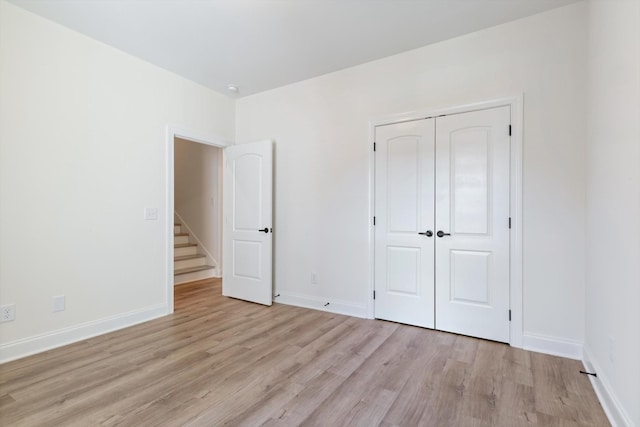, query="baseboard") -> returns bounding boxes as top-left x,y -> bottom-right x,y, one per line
583,347 -> 634,427
274,291 -> 368,319
522,332 -> 583,360
0,303 -> 168,364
